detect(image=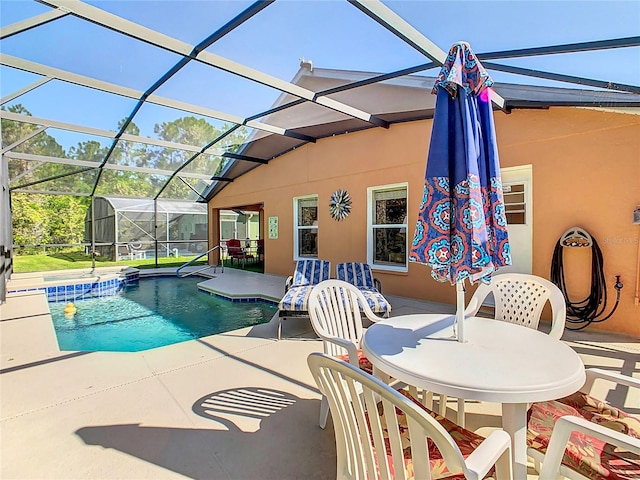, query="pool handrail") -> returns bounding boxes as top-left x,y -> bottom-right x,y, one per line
176,245 -> 223,278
